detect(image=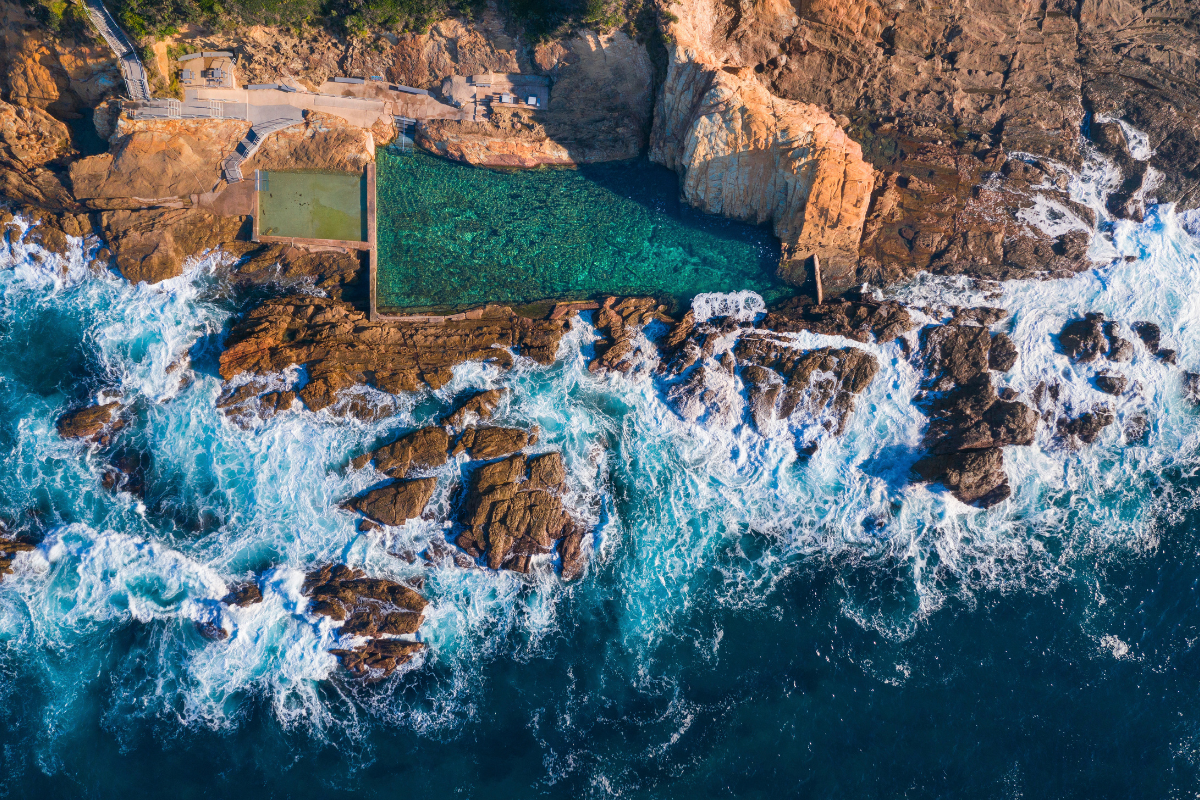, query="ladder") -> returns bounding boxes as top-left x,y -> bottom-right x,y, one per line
392,117 -> 416,155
